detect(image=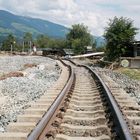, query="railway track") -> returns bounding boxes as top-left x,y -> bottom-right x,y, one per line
98,73 -> 140,140
61,60 -> 140,140
55,61 -> 111,140
0,60 -> 72,140
0,58 -> 140,140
